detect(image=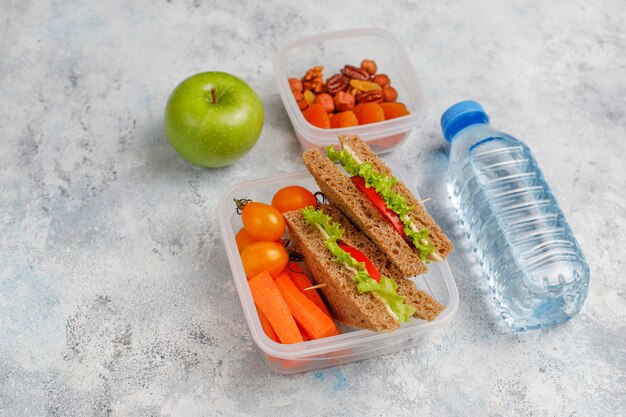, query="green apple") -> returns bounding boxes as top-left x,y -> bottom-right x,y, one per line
164,71 -> 264,168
